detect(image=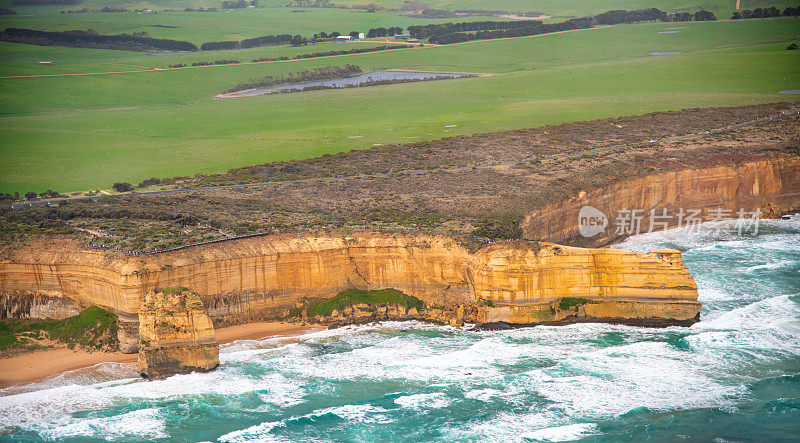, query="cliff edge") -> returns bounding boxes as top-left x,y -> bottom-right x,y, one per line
0,236 -> 700,330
